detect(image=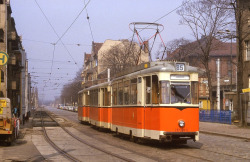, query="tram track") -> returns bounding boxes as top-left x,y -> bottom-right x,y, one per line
44,107 -> 250,162
39,109 -> 81,162
37,108 -> 137,162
